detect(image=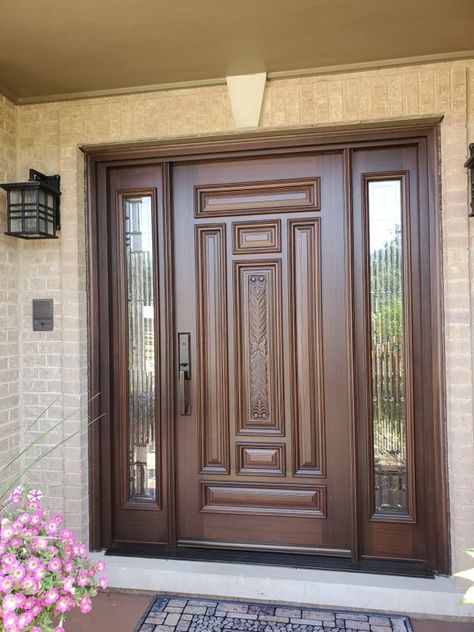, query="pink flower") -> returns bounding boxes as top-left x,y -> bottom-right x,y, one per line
95,560 -> 105,572
60,529 -> 74,543
55,595 -> 73,613
2,612 -> 19,630
30,628 -> 42,632
62,575 -> 75,593
0,576 -> 14,592
47,557 -> 62,572
63,561 -> 74,573
11,564 -> 26,581
43,588 -> 59,605
33,564 -> 46,580
21,575 -> 39,594
45,520 -> 59,536
7,484 -> 24,504
77,571 -> 90,587
27,489 -> 43,505
33,537 -> 48,551
18,611 -> 34,628
18,513 -> 30,525
98,576 -> 108,590
2,593 -> 18,611
30,512 -> 42,526
0,525 -> 14,541
2,553 -> 16,567
54,627 -> 66,632
79,594 -> 92,614
26,557 -> 41,572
